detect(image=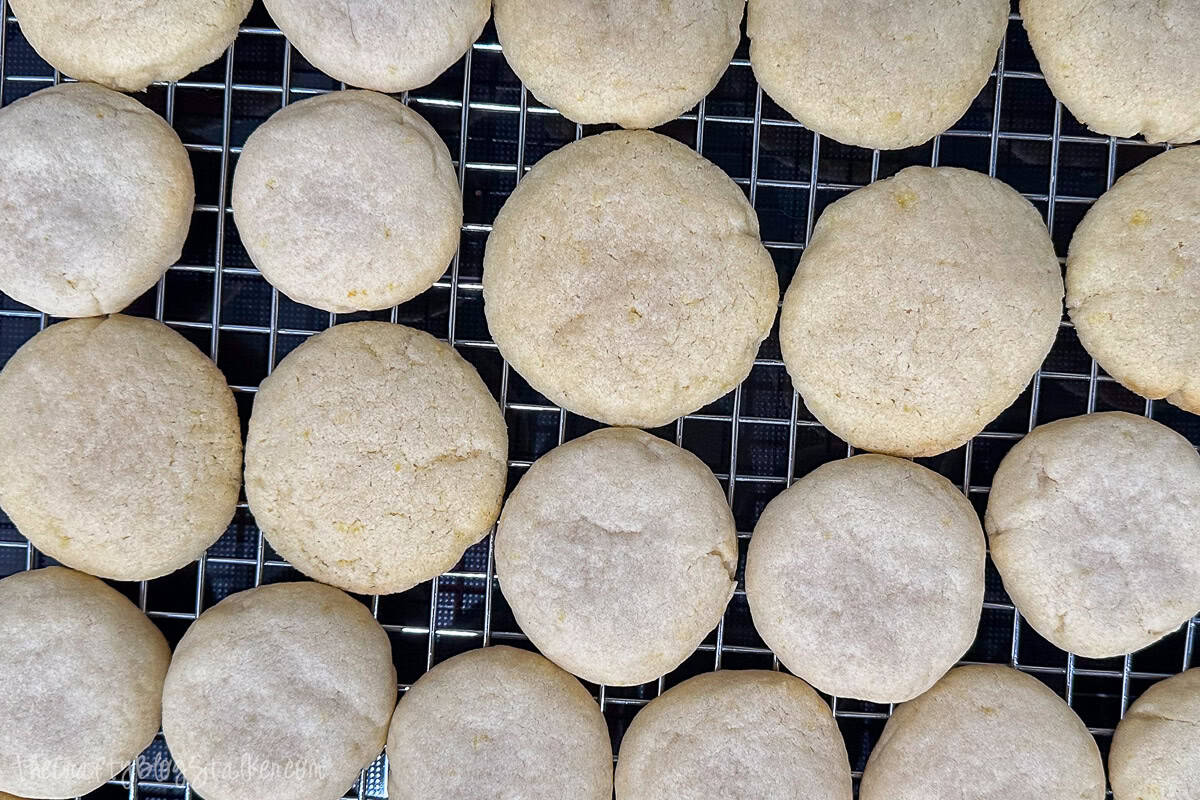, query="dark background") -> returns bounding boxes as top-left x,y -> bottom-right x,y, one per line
0,0 -> 1196,797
